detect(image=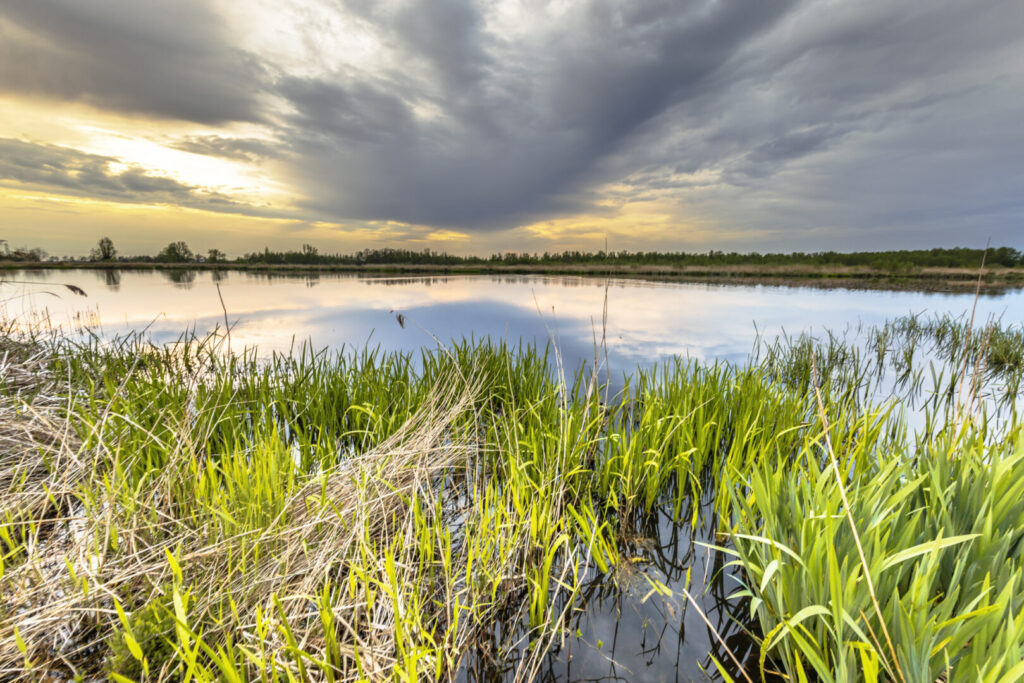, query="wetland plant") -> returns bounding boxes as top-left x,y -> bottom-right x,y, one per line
0,316 -> 1021,681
